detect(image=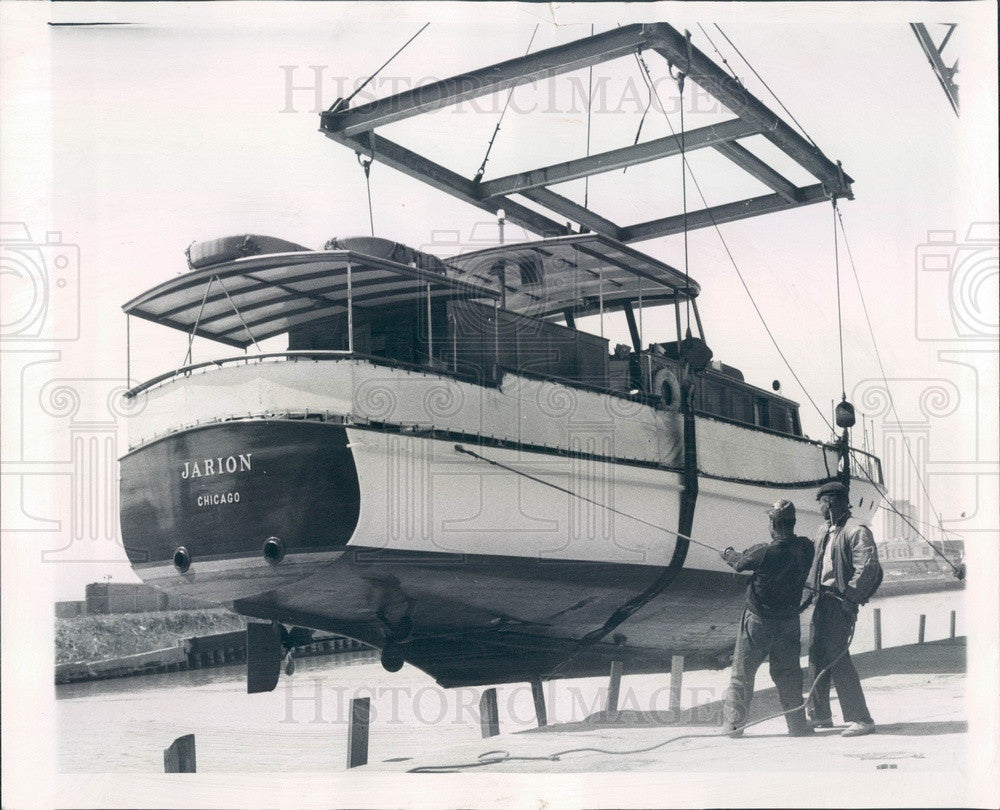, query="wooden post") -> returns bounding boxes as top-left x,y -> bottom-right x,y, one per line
918,614 -> 926,644
606,661 -> 623,713
950,610 -> 956,639
530,677 -> 548,727
163,734 -> 196,773
479,688 -> 500,738
670,655 -> 684,712
346,697 -> 370,769
873,608 -> 882,651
